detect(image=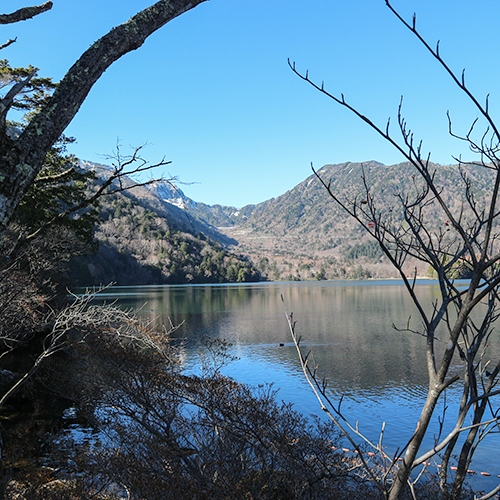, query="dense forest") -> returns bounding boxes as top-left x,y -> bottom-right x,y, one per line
70,188 -> 259,286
